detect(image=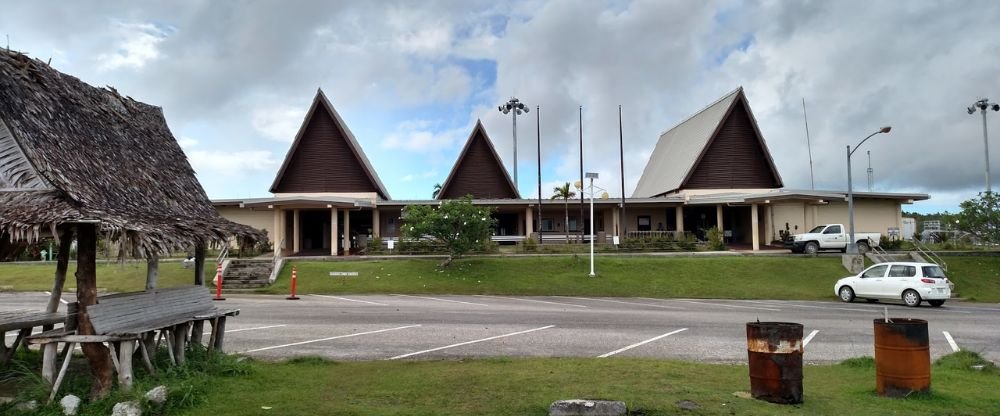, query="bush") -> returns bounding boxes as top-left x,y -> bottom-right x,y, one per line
706,227 -> 726,251
521,237 -> 537,252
